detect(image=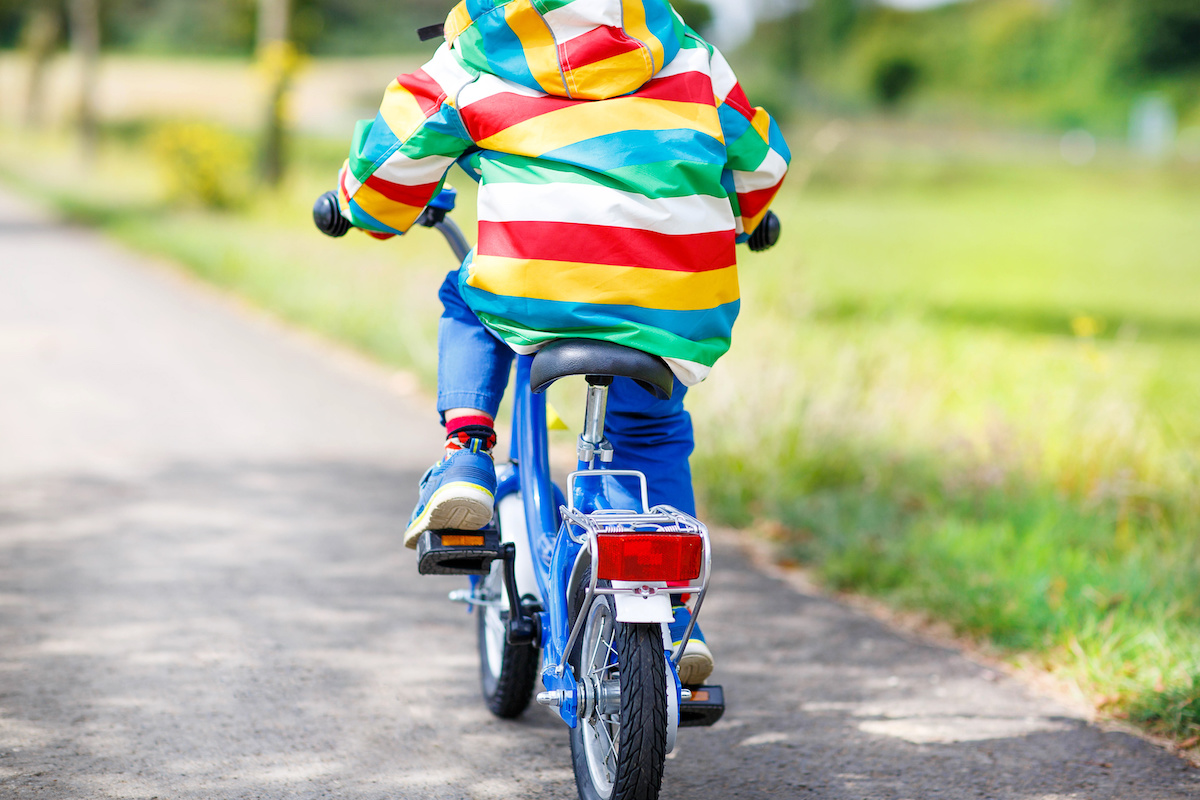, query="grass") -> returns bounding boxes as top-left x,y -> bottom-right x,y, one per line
1,112 -> 1198,747
689,131 -> 1200,743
